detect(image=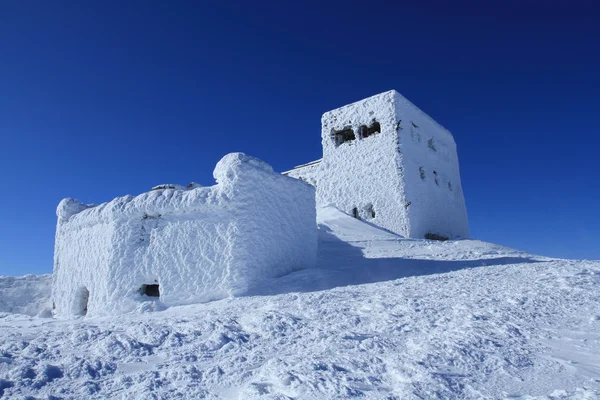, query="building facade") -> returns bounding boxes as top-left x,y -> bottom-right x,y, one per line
284,90 -> 469,239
